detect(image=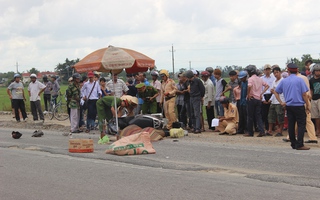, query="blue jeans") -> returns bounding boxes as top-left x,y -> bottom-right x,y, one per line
87,99 -> 98,130
215,100 -> 224,117
247,98 -> 264,136
190,97 -> 201,131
